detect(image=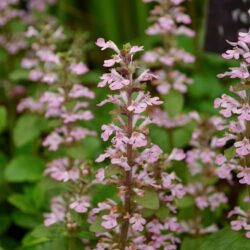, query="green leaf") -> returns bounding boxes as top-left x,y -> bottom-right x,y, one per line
67,136 -> 102,160
181,237 -> 204,250
12,211 -> 41,229
155,206 -> 169,219
92,184 -> 117,206
149,125 -> 170,152
189,71 -> 223,99
163,90 -> 184,117
176,196 -> 195,209
4,155 -> 44,182
134,189 -> 159,210
13,114 -> 49,147
9,69 -> 29,81
201,228 -> 250,250
105,165 -> 123,178
224,147 -> 235,160
22,225 -> 65,247
0,106 -> 7,133
8,194 -> 34,213
0,214 -> 11,235
89,215 -> 106,233
77,231 -> 96,240
173,126 -> 192,148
